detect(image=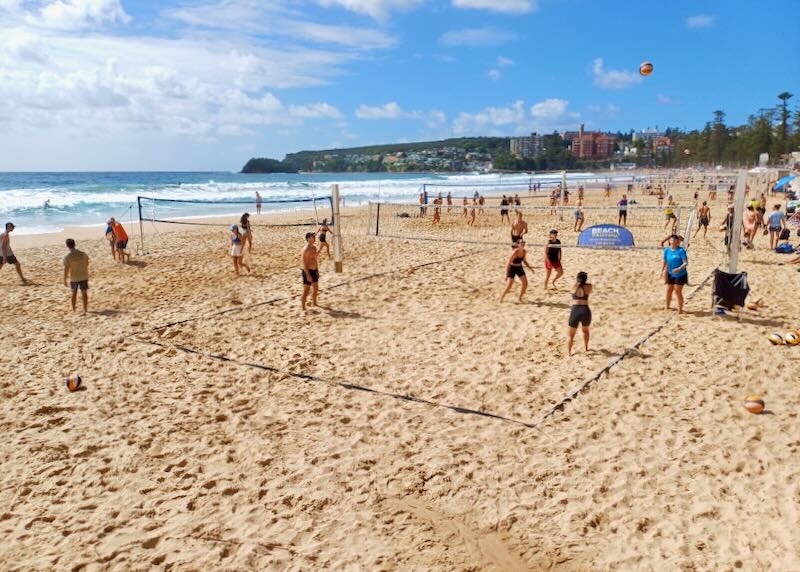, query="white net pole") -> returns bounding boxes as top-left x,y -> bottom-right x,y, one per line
332,184 -> 343,273
728,171 -> 747,273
